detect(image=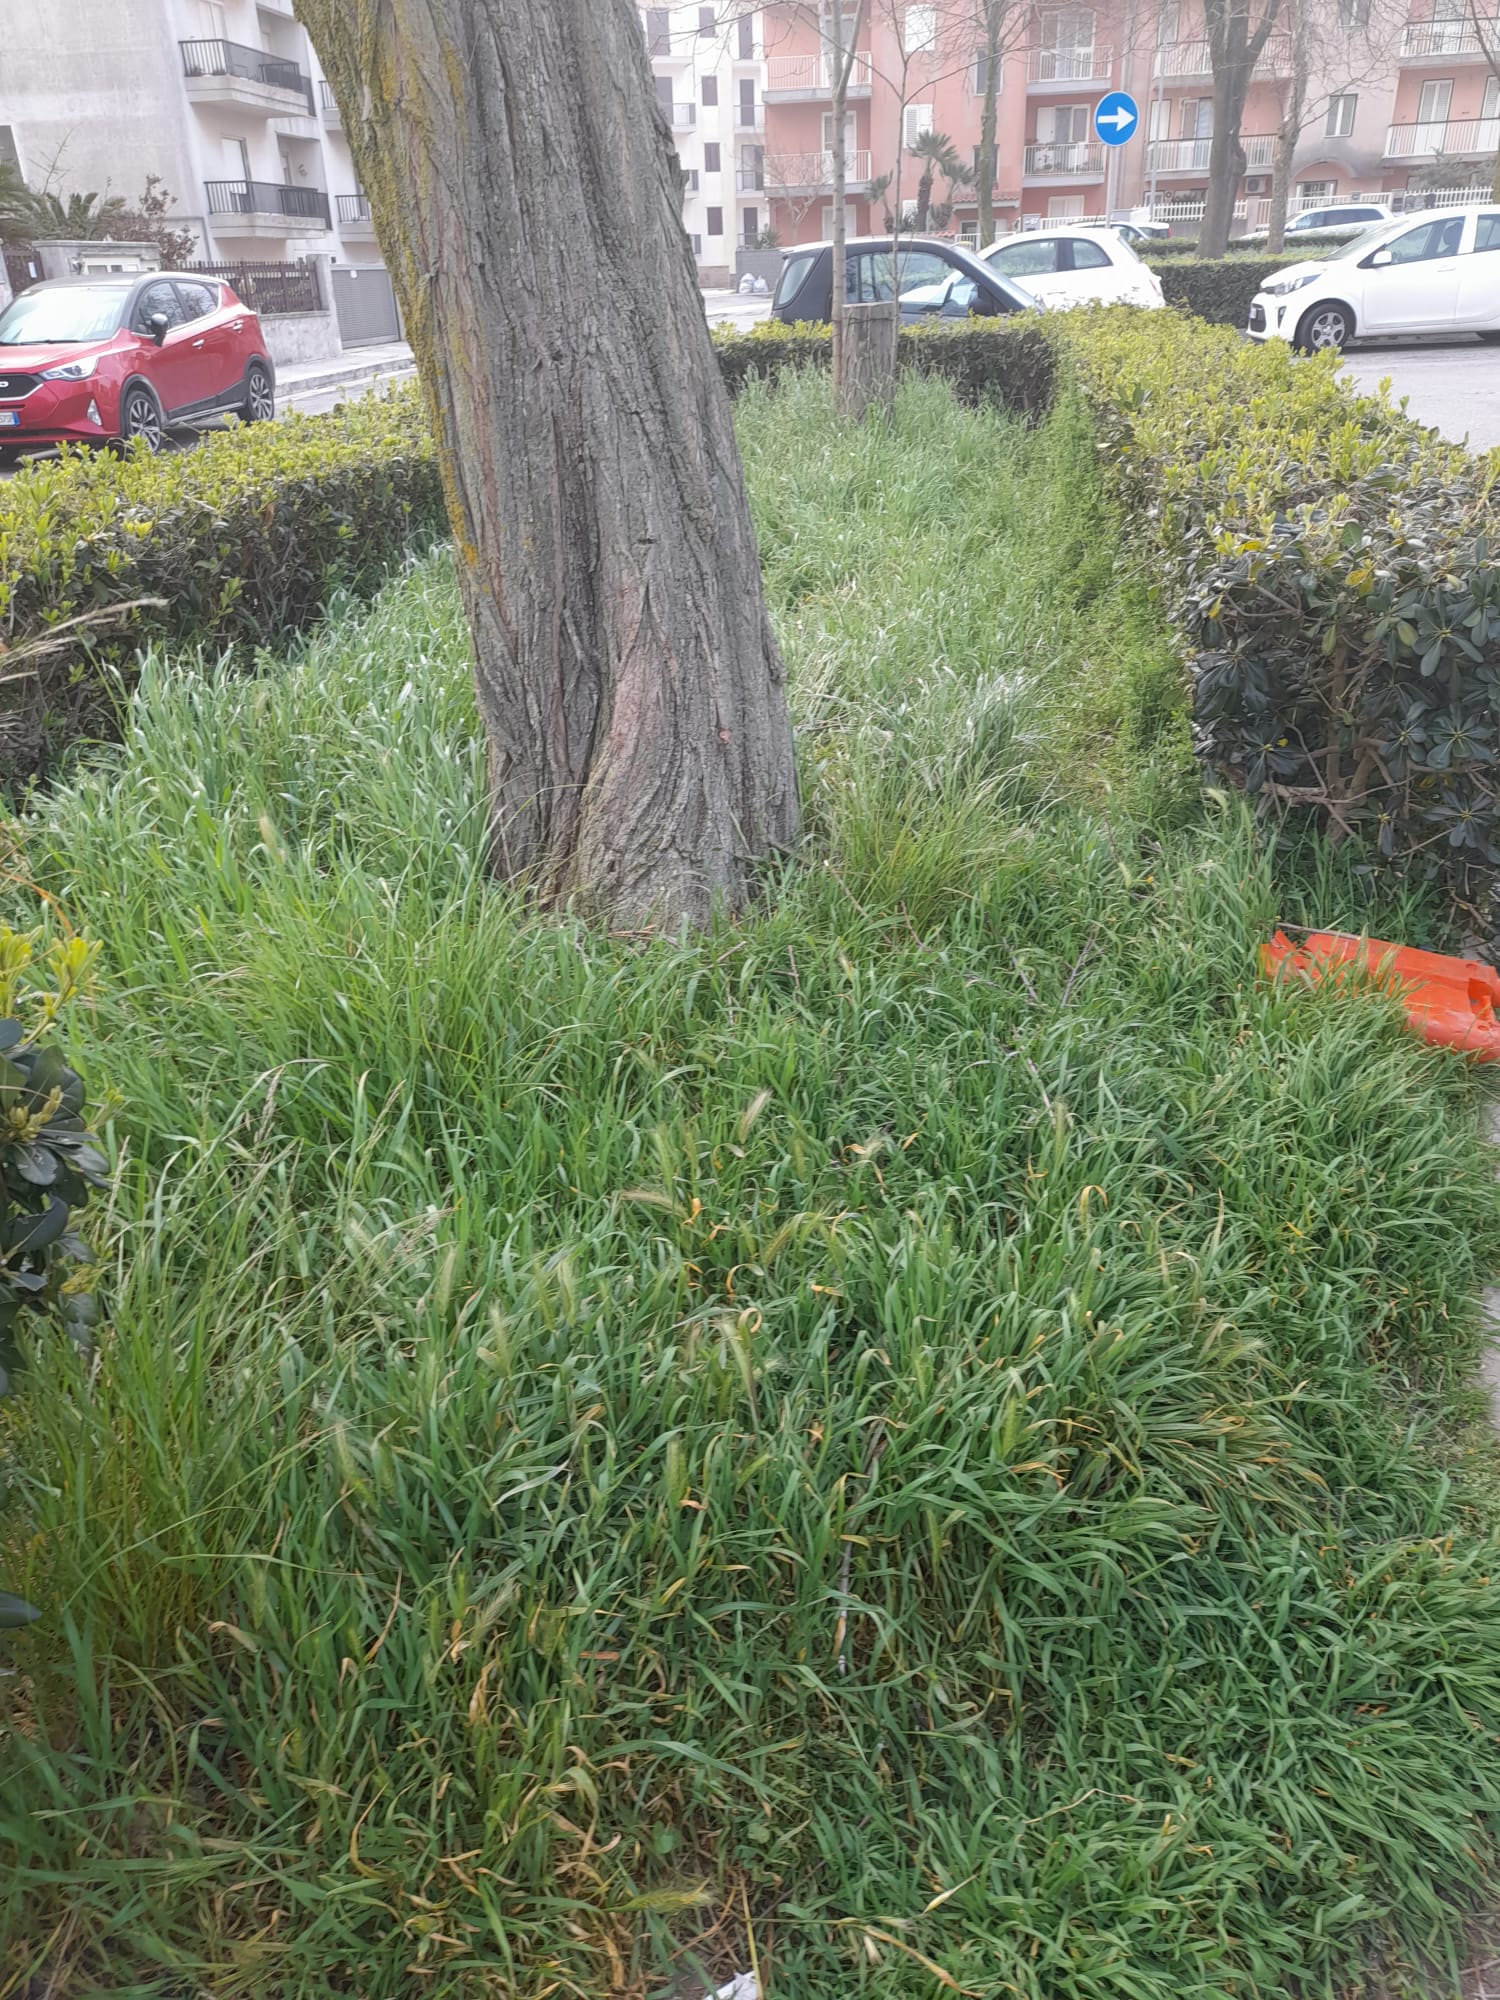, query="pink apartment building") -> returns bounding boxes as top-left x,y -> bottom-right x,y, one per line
750,0 -> 1490,242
